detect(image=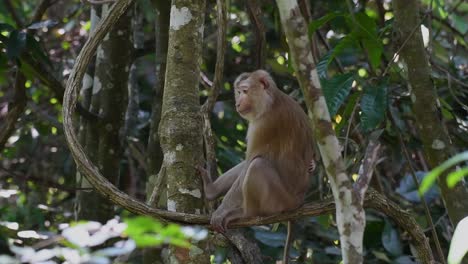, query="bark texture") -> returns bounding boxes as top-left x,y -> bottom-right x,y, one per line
158,0 -> 208,262
146,0 -> 171,207
275,0 -> 367,263
393,0 -> 468,226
